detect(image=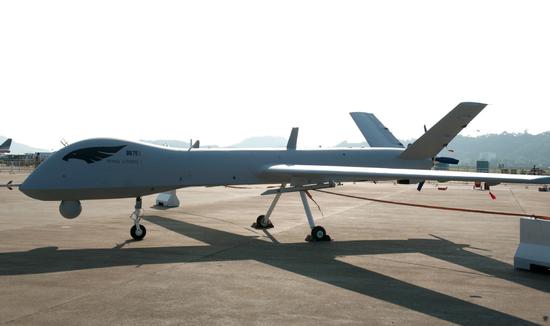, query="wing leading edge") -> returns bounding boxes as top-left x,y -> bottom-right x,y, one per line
264,164 -> 550,185
400,102 -> 487,160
